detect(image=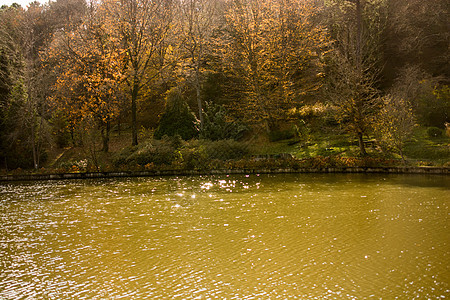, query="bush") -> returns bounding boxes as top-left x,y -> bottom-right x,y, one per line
161,134 -> 183,150
203,139 -> 250,160
129,141 -> 177,166
179,144 -> 208,170
269,129 -> 295,142
154,88 -> 198,140
112,146 -> 137,167
113,140 -> 177,167
200,102 -> 247,141
58,159 -> 89,172
178,139 -> 250,169
416,84 -> 449,128
427,127 -> 443,138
